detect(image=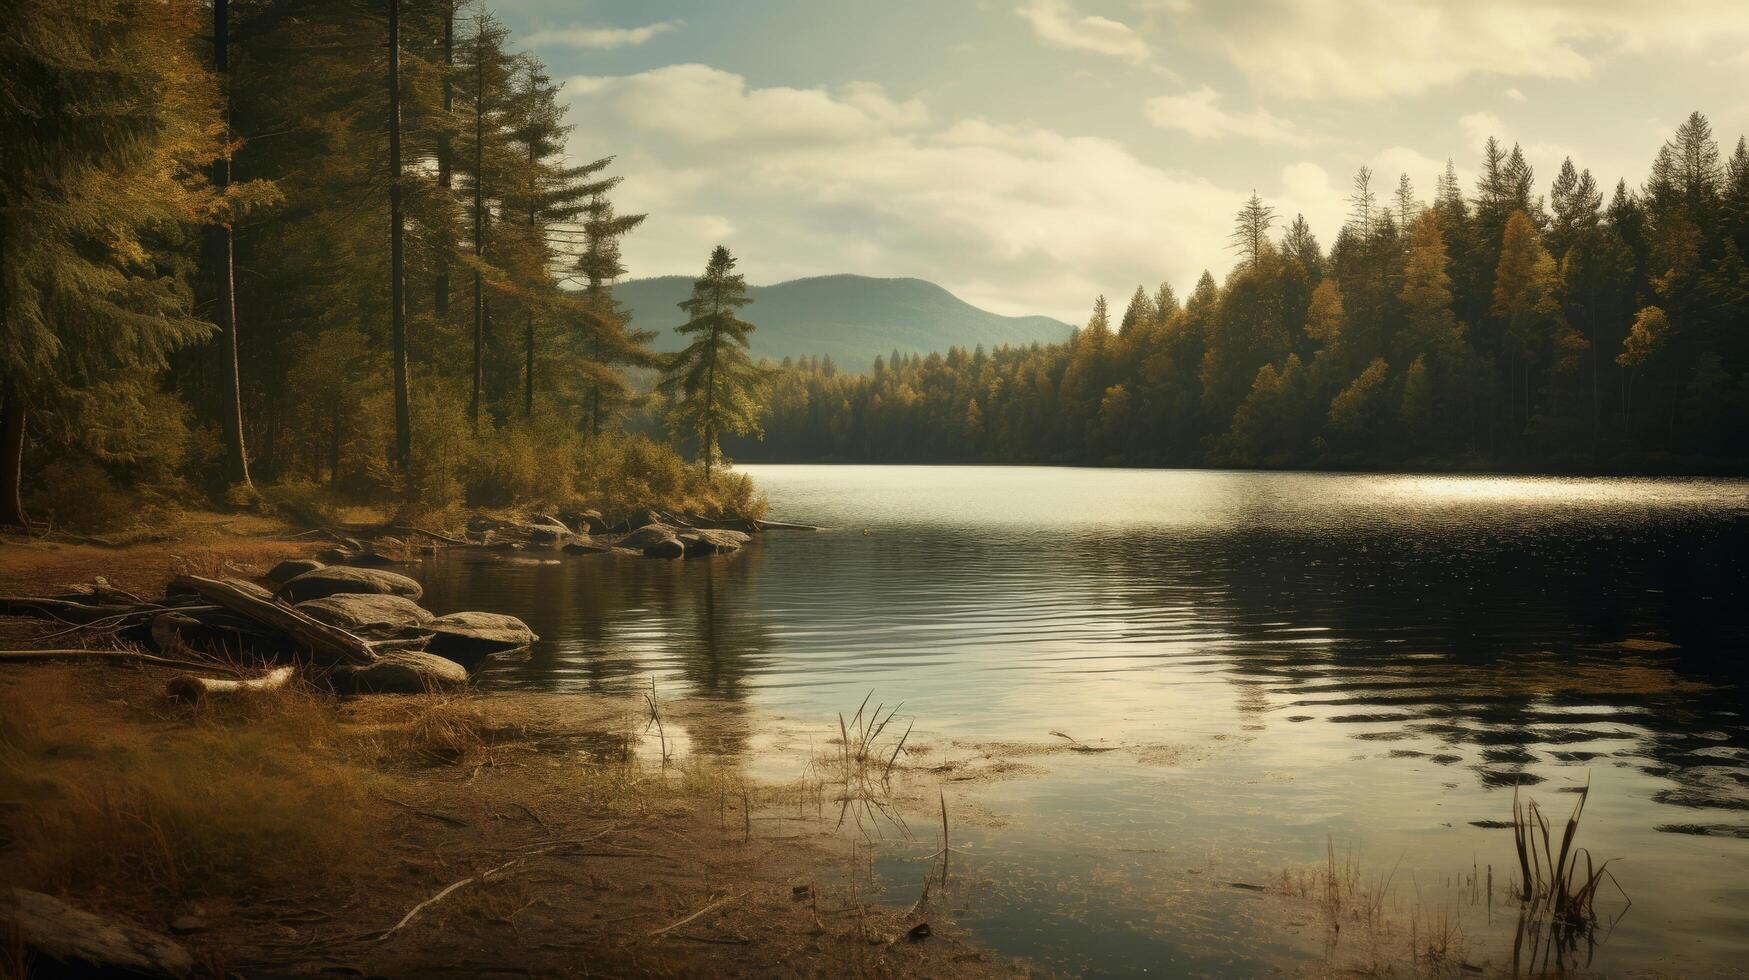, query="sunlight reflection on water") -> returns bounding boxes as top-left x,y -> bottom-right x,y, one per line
417,465 -> 1749,976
